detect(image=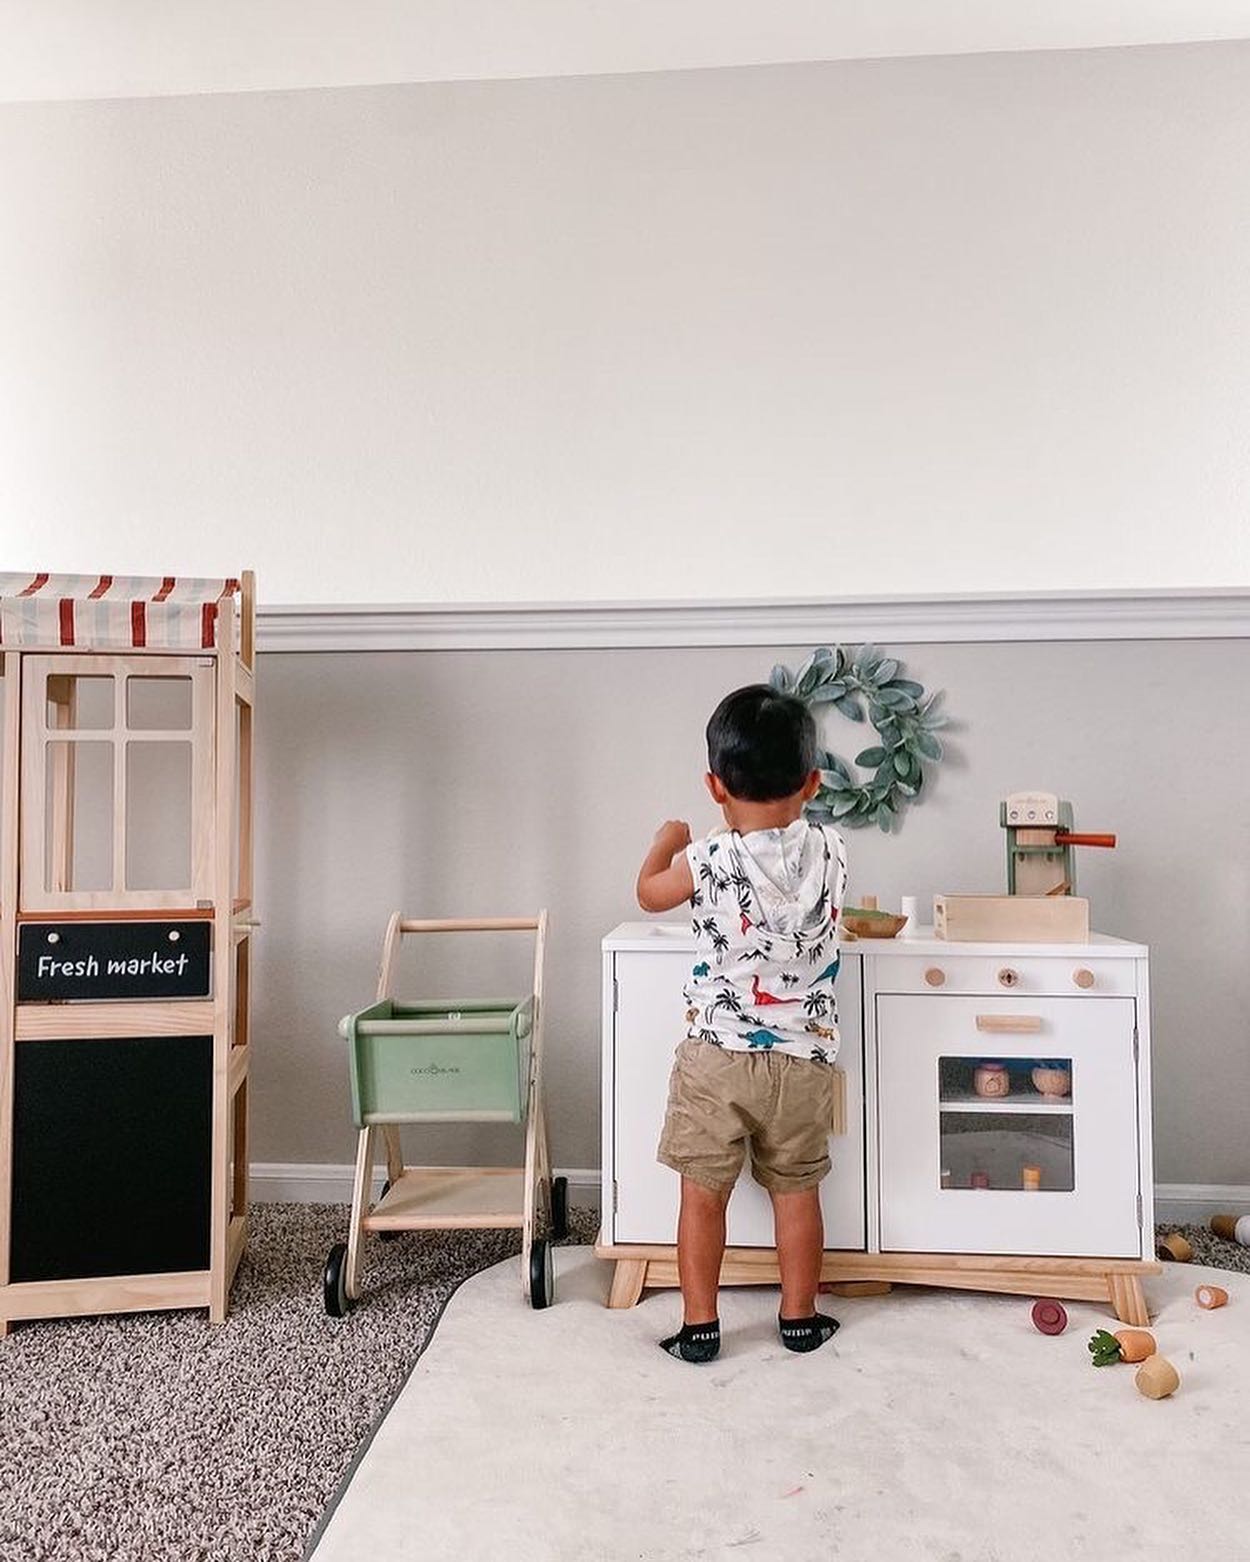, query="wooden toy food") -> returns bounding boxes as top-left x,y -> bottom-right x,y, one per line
1088,1329 -> 1122,1366
973,1062 -> 1010,1098
1211,1214 -> 1250,1246
1156,1232 -> 1193,1263
1089,1328 -> 1158,1365
1030,1066 -> 1072,1098
1196,1284 -> 1229,1310
1031,1298 -> 1068,1335
1135,1355 -> 1180,1399
841,907 -> 908,938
